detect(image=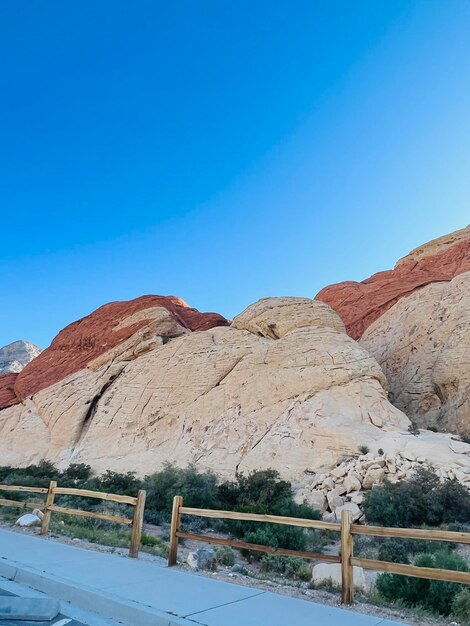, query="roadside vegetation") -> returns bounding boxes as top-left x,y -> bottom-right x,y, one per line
359,466 -> 470,622
0,462 -> 328,579
1,462 -> 470,622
